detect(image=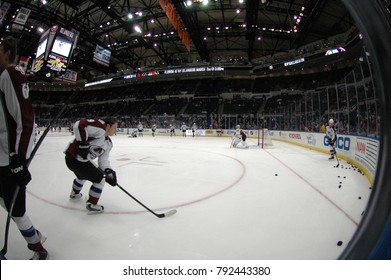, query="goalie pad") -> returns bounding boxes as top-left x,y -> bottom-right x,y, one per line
232,138 -> 241,147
